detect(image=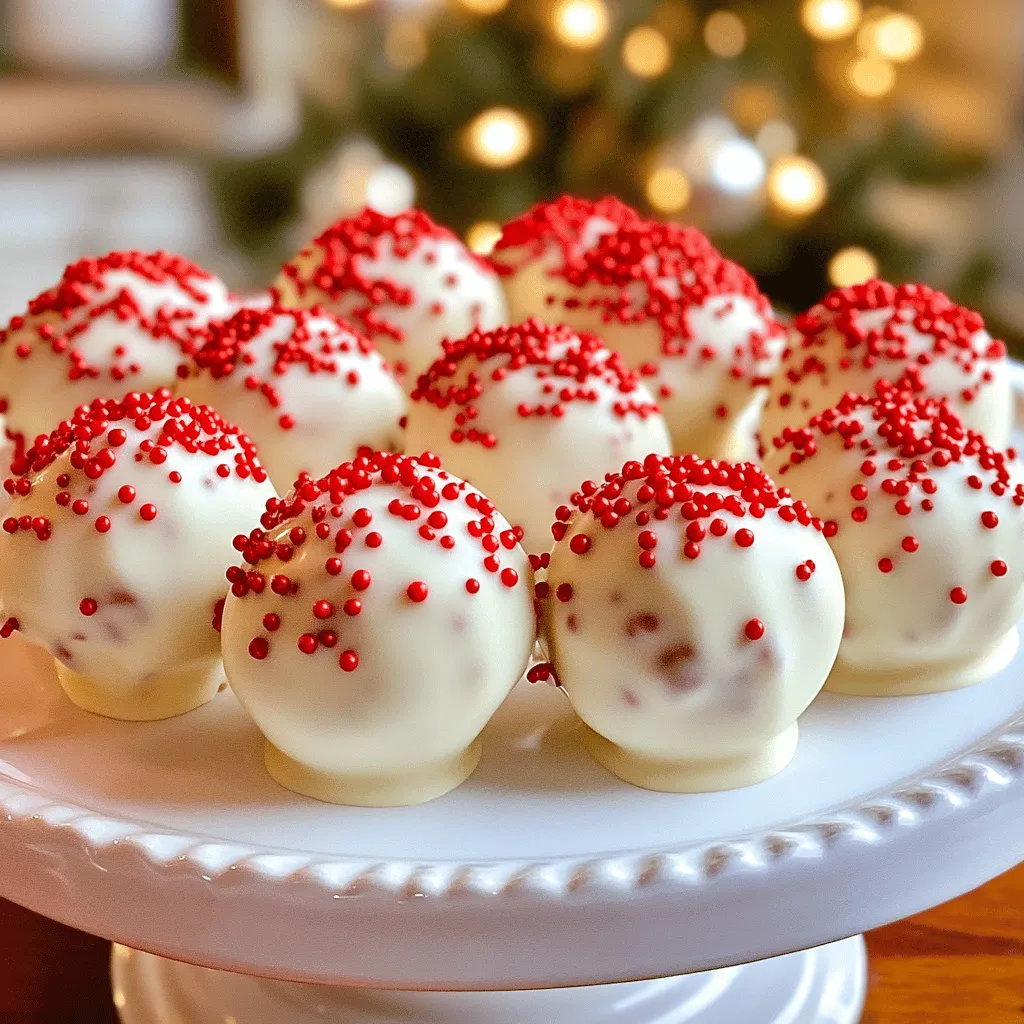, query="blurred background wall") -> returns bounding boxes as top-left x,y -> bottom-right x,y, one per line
0,0 -> 1021,347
